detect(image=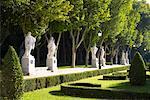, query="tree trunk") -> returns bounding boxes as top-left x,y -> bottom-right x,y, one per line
72,47 -> 76,68
85,50 -> 89,67
36,48 -> 40,66
110,55 -> 113,64
115,50 -> 118,64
